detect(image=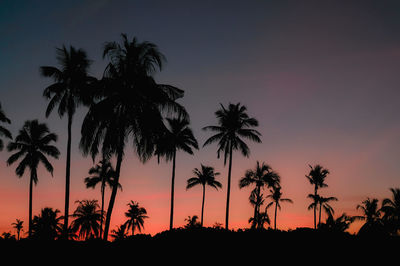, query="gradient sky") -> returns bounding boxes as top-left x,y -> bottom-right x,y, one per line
1,0 -> 400,236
